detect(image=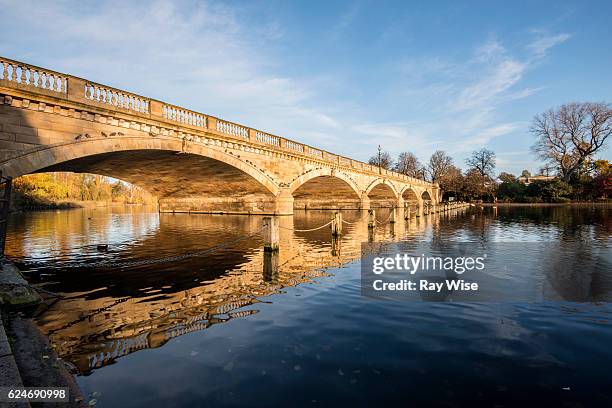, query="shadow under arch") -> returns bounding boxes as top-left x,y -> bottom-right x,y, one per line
290,168 -> 361,210
401,186 -> 422,213
365,179 -> 398,208
1,136 -> 281,213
